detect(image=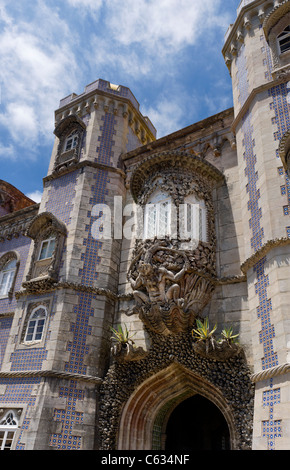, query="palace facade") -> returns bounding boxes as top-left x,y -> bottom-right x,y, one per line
1,0 -> 290,450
